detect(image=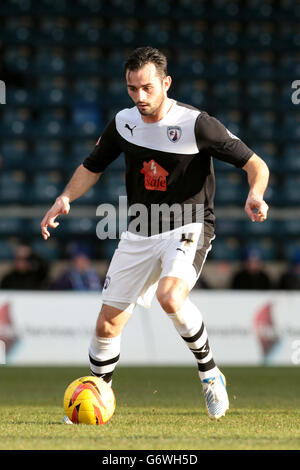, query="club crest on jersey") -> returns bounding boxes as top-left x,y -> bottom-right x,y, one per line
167,126 -> 182,143
103,275 -> 111,290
